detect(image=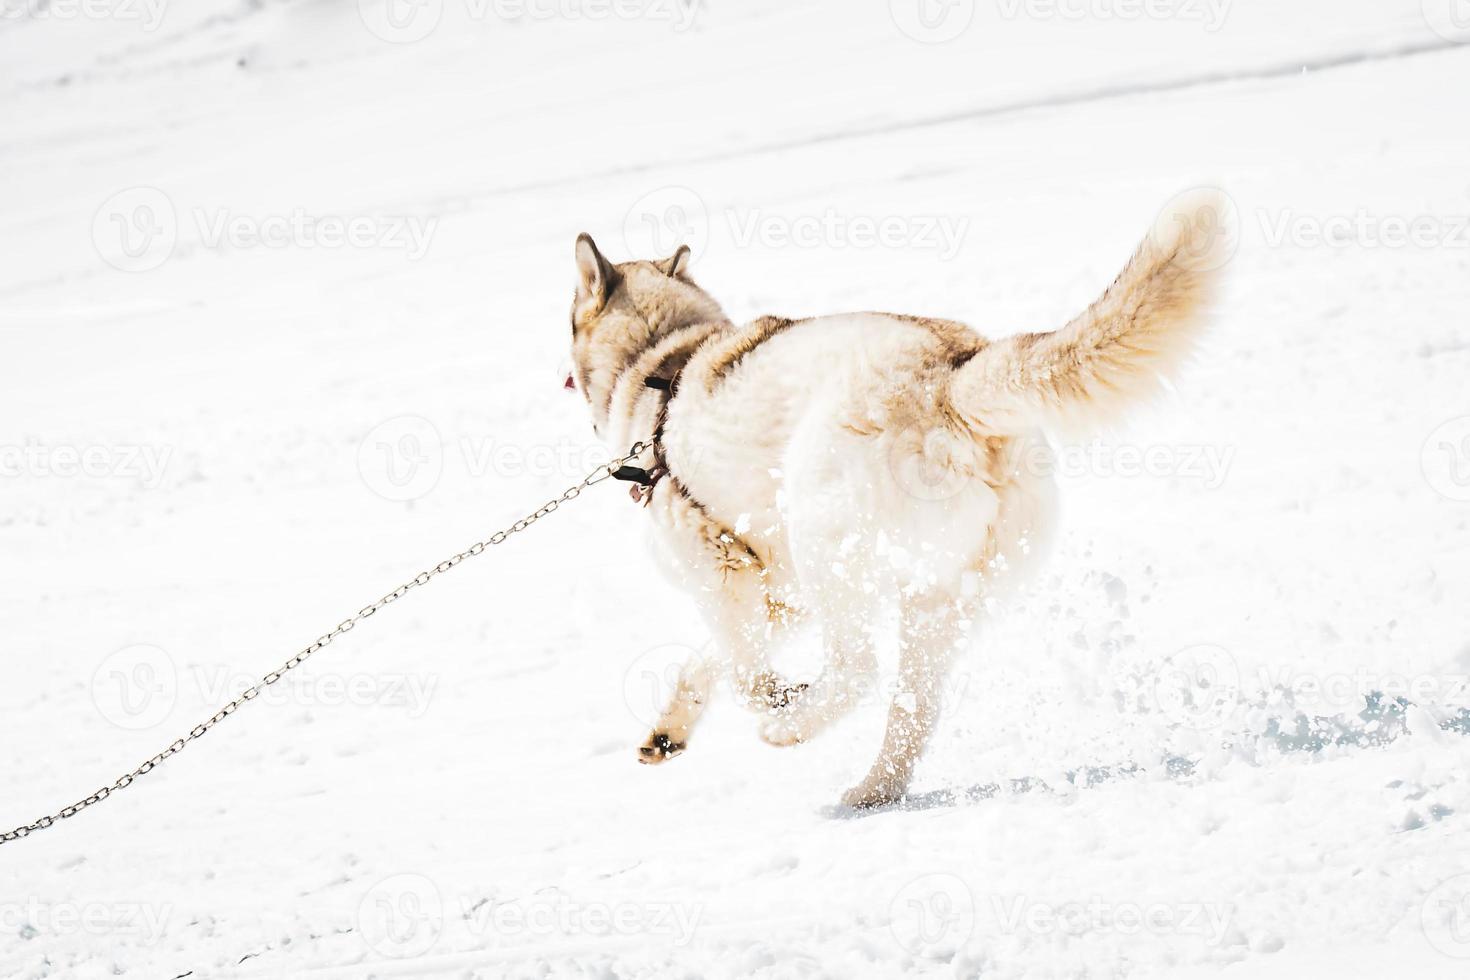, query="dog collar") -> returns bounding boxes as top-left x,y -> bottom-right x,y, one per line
611,373 -> 678,506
